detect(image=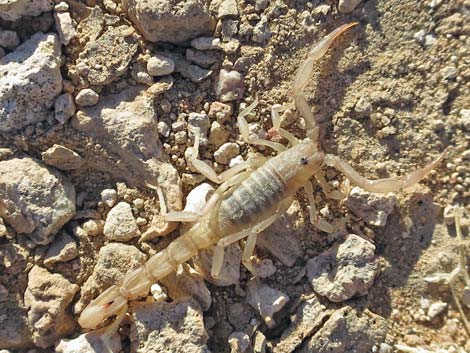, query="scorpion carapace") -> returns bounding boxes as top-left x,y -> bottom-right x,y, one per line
78,23 -> 445,343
